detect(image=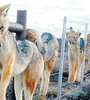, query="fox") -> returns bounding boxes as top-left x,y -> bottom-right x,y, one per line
66,31 -> 85,82
0,4 -> 44,100
25,29 -> 59,96
87,33 -> 90,68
